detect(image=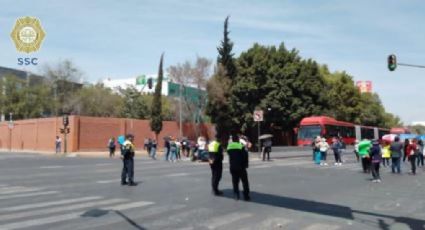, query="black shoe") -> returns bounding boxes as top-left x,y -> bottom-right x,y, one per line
234,193 -> 240,200
244,195 -> 251,201
121,182 -> 128,185
128,182 -> 138,186
213,190 -> 223,196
